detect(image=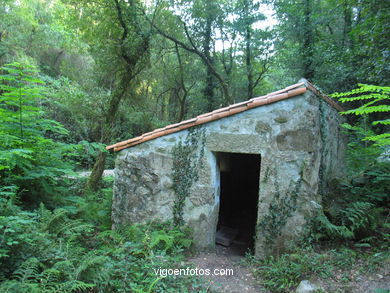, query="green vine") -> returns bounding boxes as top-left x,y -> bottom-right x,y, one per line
318,99 -> 328,195
171,126 -> 206,226
257,168 -> 303,253
262,165 -> 271,183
